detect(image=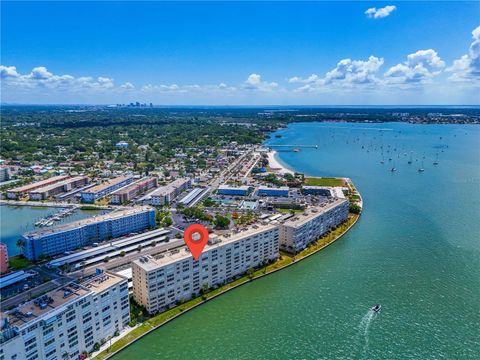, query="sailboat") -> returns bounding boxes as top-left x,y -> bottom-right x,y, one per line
408,152 -> 413,165
433,153 -> 439,166
418,160 -> 425,173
